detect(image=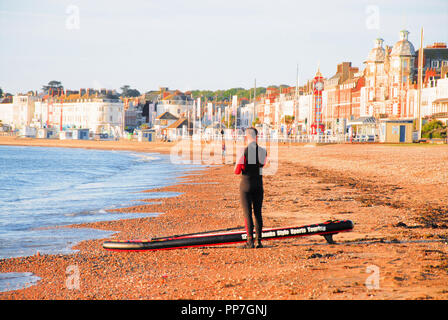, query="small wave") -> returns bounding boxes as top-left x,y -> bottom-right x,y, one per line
64,208 -> 107,217
0,272 -> 40,293
130,153 -> 160,162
